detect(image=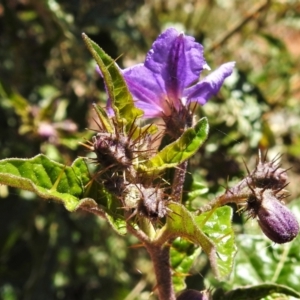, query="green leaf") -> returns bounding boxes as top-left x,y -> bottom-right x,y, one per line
82,33 -> 143,126
141,118 -> 209,172
76,176 -> 128,235
226,200 -> 300,293
170,238 -> 201,292
156,202 -> 219,278
0,155 -> 90,211
92,103 -> 114,133
207,200 -> 300,299
97,184 -> 127,235
195,206 -> 236,280
213,283 -> 300,300
75,197 -> 127,236
187,181 -> 209,201
157,204 -> 235,281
